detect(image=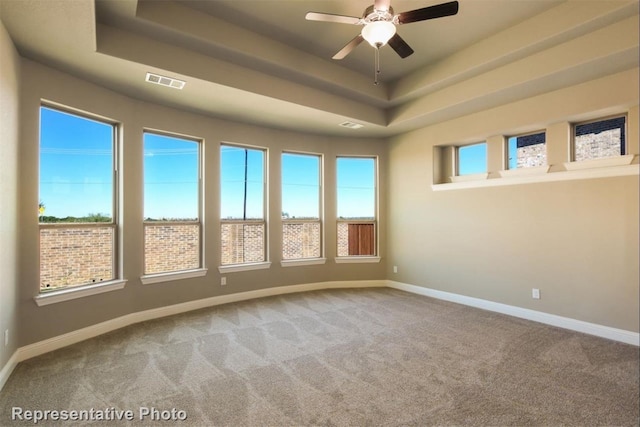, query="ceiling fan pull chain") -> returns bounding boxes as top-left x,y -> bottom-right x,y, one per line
374,47 -> 380,85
